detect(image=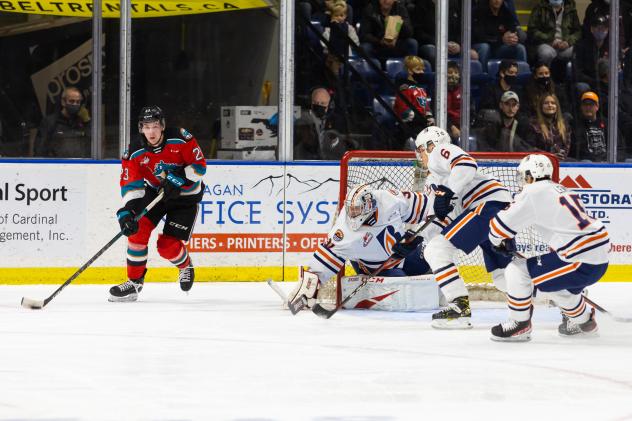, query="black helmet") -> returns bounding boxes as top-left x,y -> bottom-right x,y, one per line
138,105 -> 165,133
